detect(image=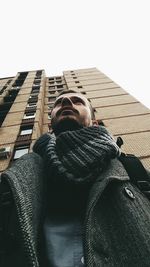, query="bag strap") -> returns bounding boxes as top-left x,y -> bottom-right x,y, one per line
119,153 -> 150,200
